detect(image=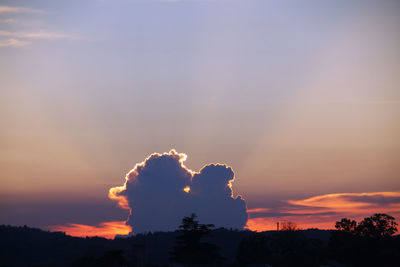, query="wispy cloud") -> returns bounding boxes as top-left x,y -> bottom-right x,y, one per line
47,221 -> 131,239
0,18 -> 17,24
0,5 -> 44,14
287,192 -> 400,213
246,191 -> 400,231
0,18 -> 43,26
0,30 -> 80,40
0,6 -> 83,48
366,100 -> 400,105
247,208 -> 271,213
0,38 -> 30,47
